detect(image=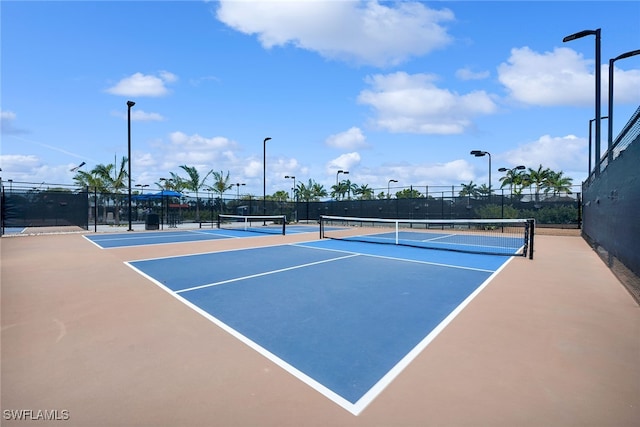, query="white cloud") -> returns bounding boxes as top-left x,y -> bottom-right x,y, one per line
216,0 -> 454,67
132,110 -> 165,122
111,109 -> 165,122
608,64 -> 640,104
0,154 -> 79,185
1,110 -> 16,121
357,72 -> 497,134
455,67 -> 490,81
502,134 -> 586,173
325,127 -> 367,149
499,46 -> 640,107
243,159 -> 262,179
326,152 -> 361,173
349,158 -> 475,192
160,132 -> 238,168
499,47 -> 595,106
0,153 -> 41,171
106,71 -> 177,97
1,110 -> 27,135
